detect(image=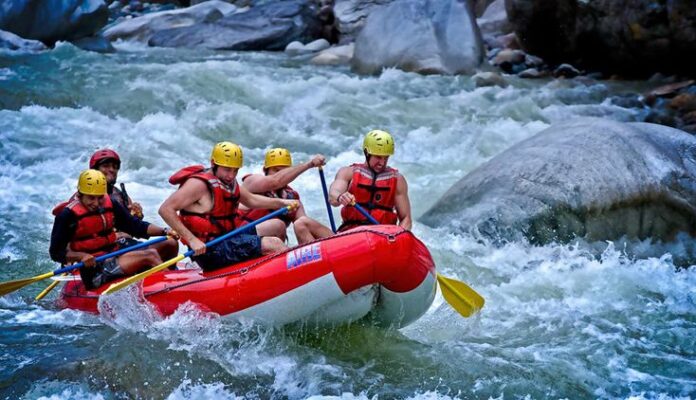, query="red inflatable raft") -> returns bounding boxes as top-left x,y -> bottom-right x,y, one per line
58,225 -> 437,327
